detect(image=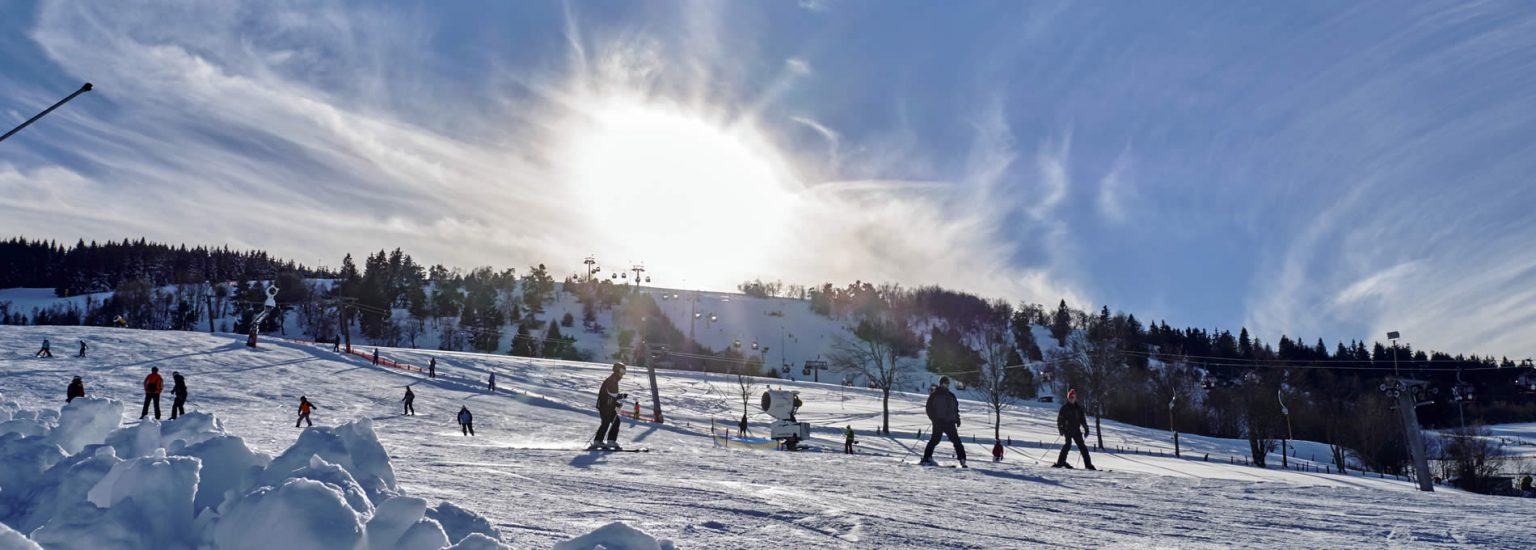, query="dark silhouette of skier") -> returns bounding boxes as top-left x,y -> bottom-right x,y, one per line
67,376 -> 85,402
920,376 -> 966,467
428,357 -> 436,379
35,339 -> 52,358
458,406 -> 474,436
1054,389 -> 1096,470
77,340 -> 87,357
589,363 -> 629,450
402,387 -> 416,415
170,371 -> 188,419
